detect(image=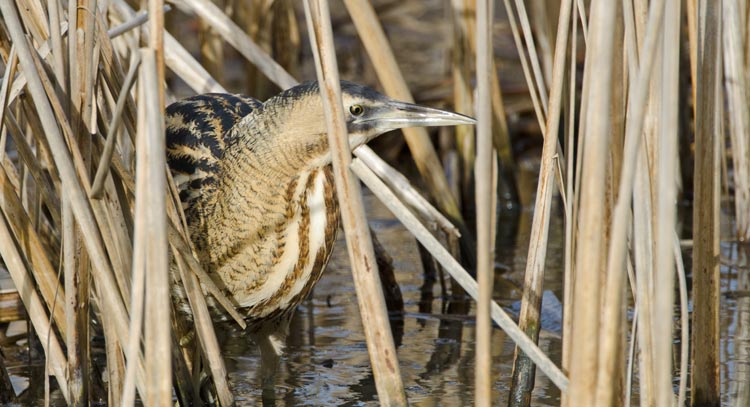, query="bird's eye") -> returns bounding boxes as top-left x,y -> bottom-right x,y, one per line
349,104 -> 364,116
